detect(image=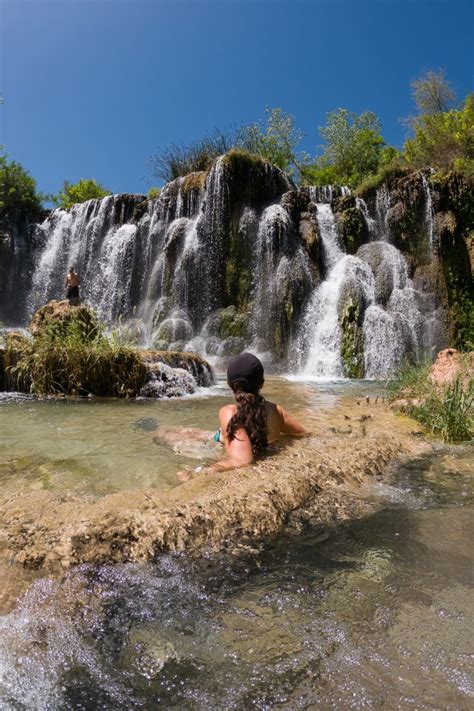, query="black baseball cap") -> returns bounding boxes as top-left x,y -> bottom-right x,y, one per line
227,352 -> 264,388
